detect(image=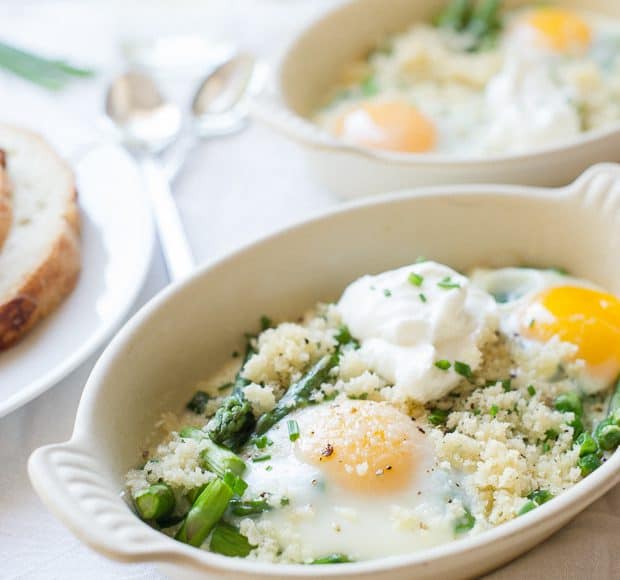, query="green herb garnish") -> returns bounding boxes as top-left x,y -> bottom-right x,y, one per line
435,360 -> 451,371
310,553 -> 353,564
0,41 -> 95,91
186,390 -> 210,414
288,419 -> 300,442
454,361 -> 472,379
408,272 -> 424,287
437,276 -> 461,290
